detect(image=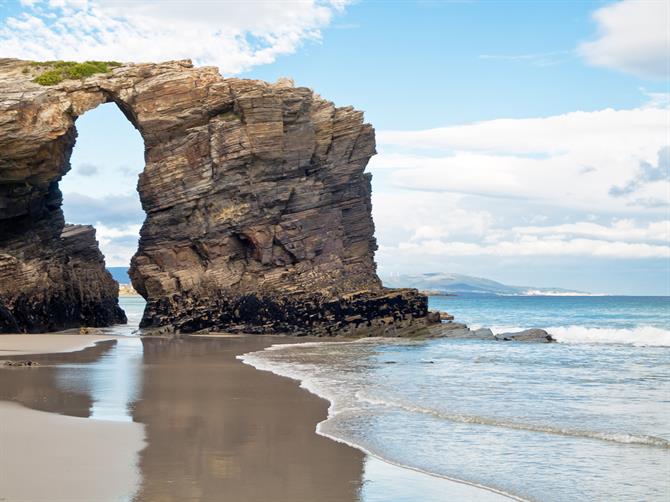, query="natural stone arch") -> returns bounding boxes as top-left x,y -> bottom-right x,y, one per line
0,59 -> 429,335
